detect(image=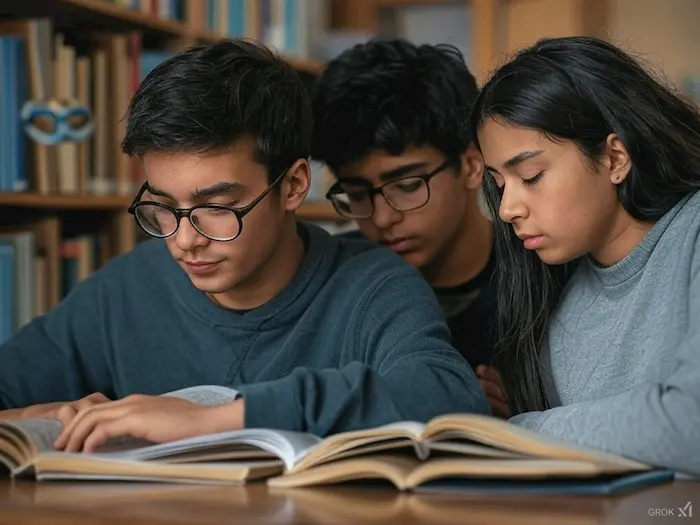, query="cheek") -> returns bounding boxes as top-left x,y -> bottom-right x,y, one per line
355,218 -> 380,240
537,173 -> 617,255
420,182 -> 469,227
